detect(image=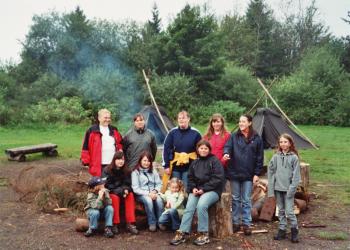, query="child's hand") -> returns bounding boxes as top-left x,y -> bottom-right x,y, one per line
98,189 -> 105,199
166,201 -> 171,208
123,189 -> 129,198
149,192 -> 157,200
192,188 -> 199,195
197,189 -> 204,195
